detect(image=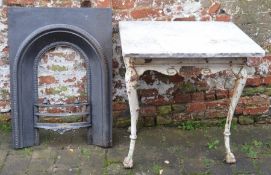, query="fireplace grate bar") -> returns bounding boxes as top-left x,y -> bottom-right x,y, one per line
35,112 -> 89,117
34,103 -> 89,107
35,122 -> 91,133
